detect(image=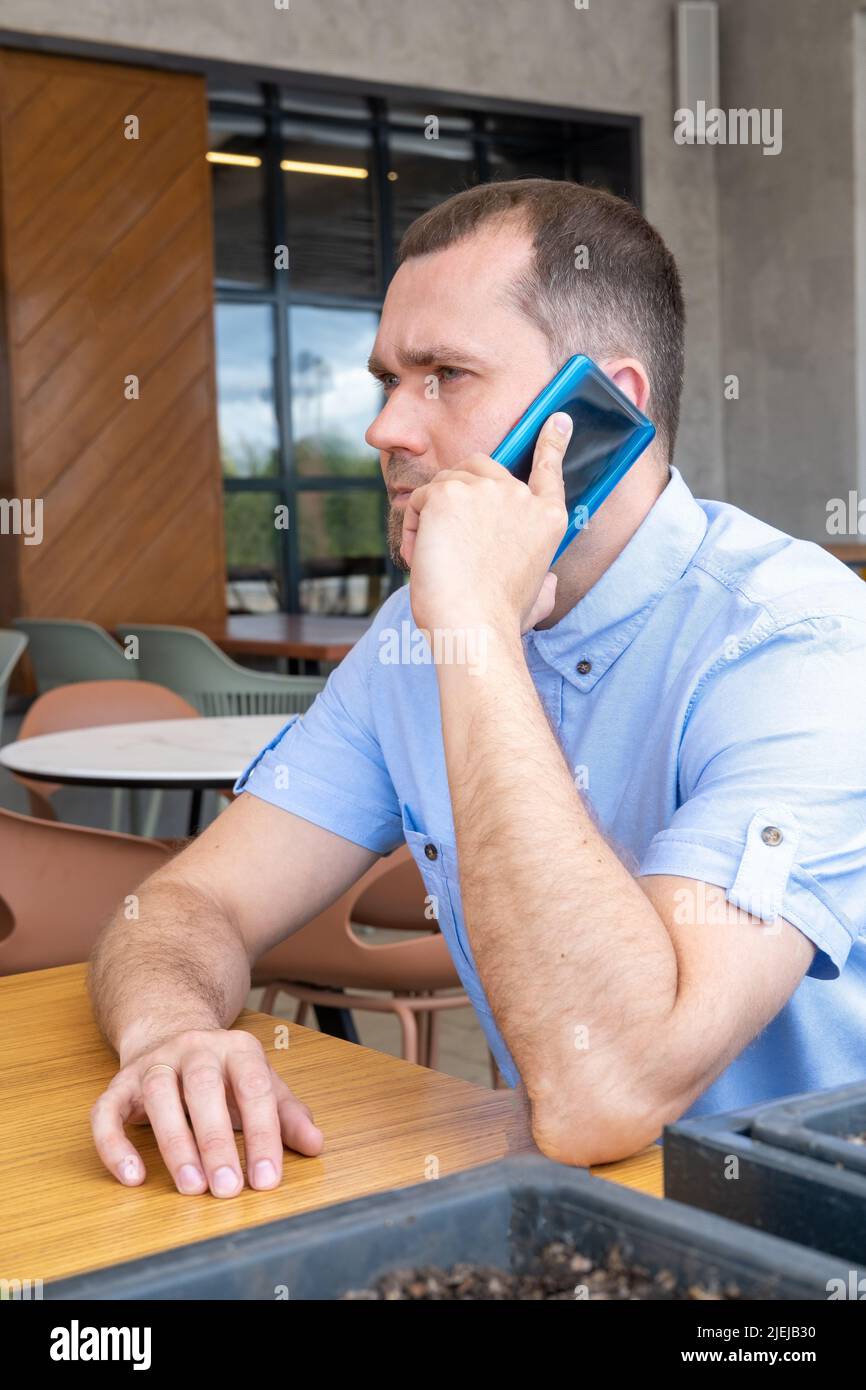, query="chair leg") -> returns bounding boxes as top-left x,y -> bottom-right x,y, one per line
416,1003 -> 429,1064
392,1003 -> 419,1064
260,983 -> 282,1014
426,1007 -> 441,1070
109,787 -> 125,833
294,1000 -> 309,1027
